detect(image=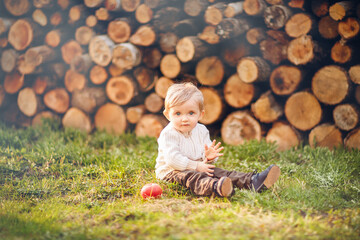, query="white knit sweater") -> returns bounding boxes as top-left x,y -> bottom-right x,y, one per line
155,122 -> 216,180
